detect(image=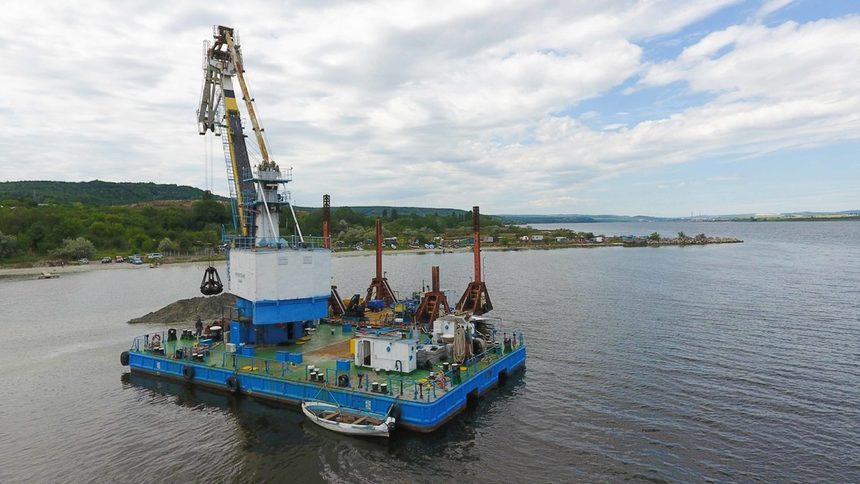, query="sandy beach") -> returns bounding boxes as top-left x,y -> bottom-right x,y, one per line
0,247 -> 478,279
